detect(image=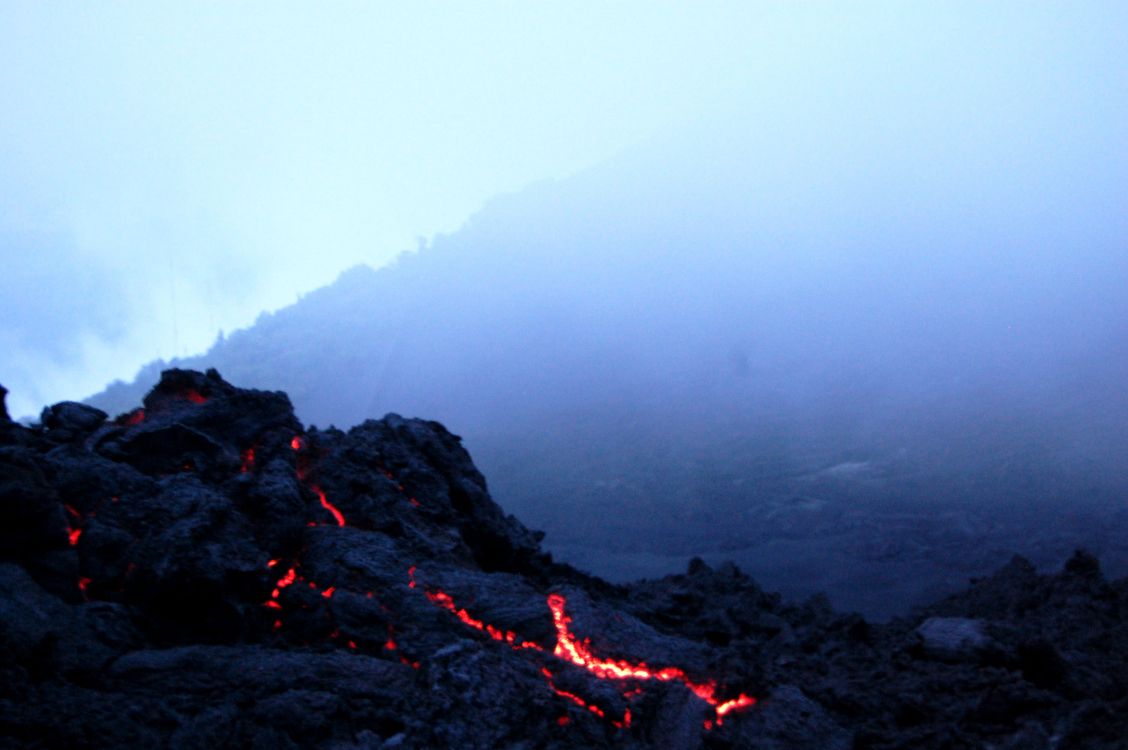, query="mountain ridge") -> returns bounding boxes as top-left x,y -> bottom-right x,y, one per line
83,133 -> 1128,618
